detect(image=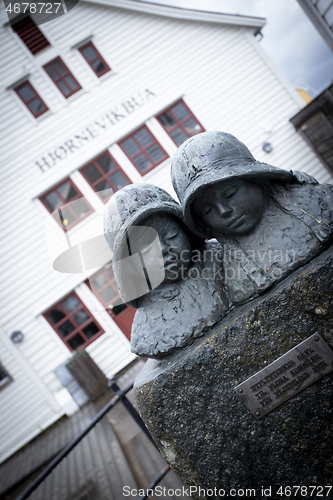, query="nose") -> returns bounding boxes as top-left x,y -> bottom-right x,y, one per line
215,201 -> 232,218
